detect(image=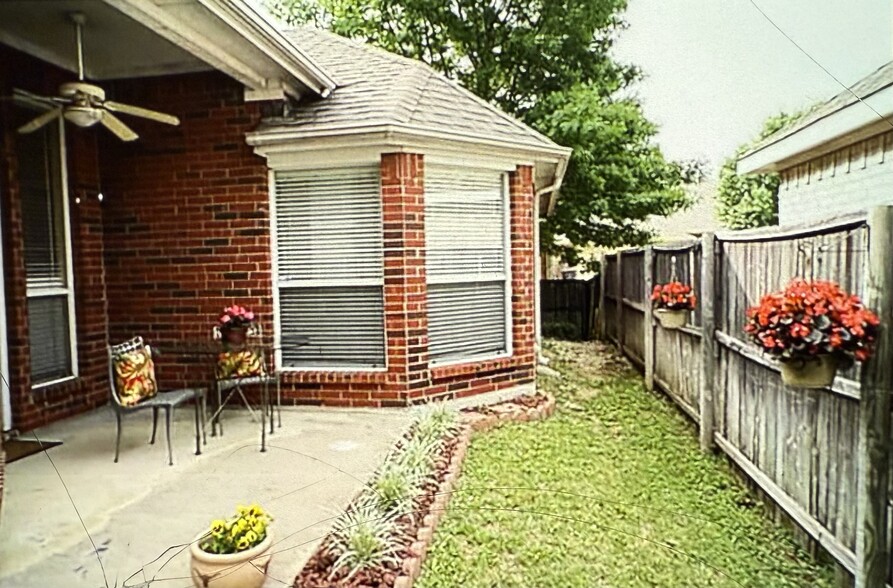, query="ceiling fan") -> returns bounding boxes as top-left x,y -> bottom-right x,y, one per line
16,12 -> 180,141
